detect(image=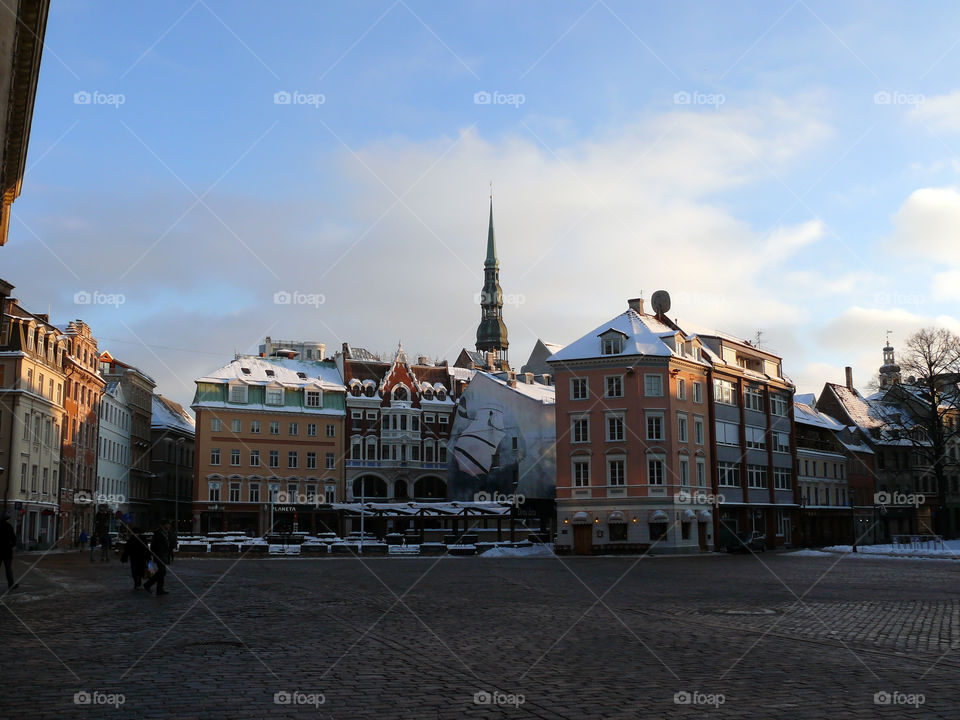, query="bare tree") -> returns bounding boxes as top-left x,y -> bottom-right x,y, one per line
881,328 -> 960,536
